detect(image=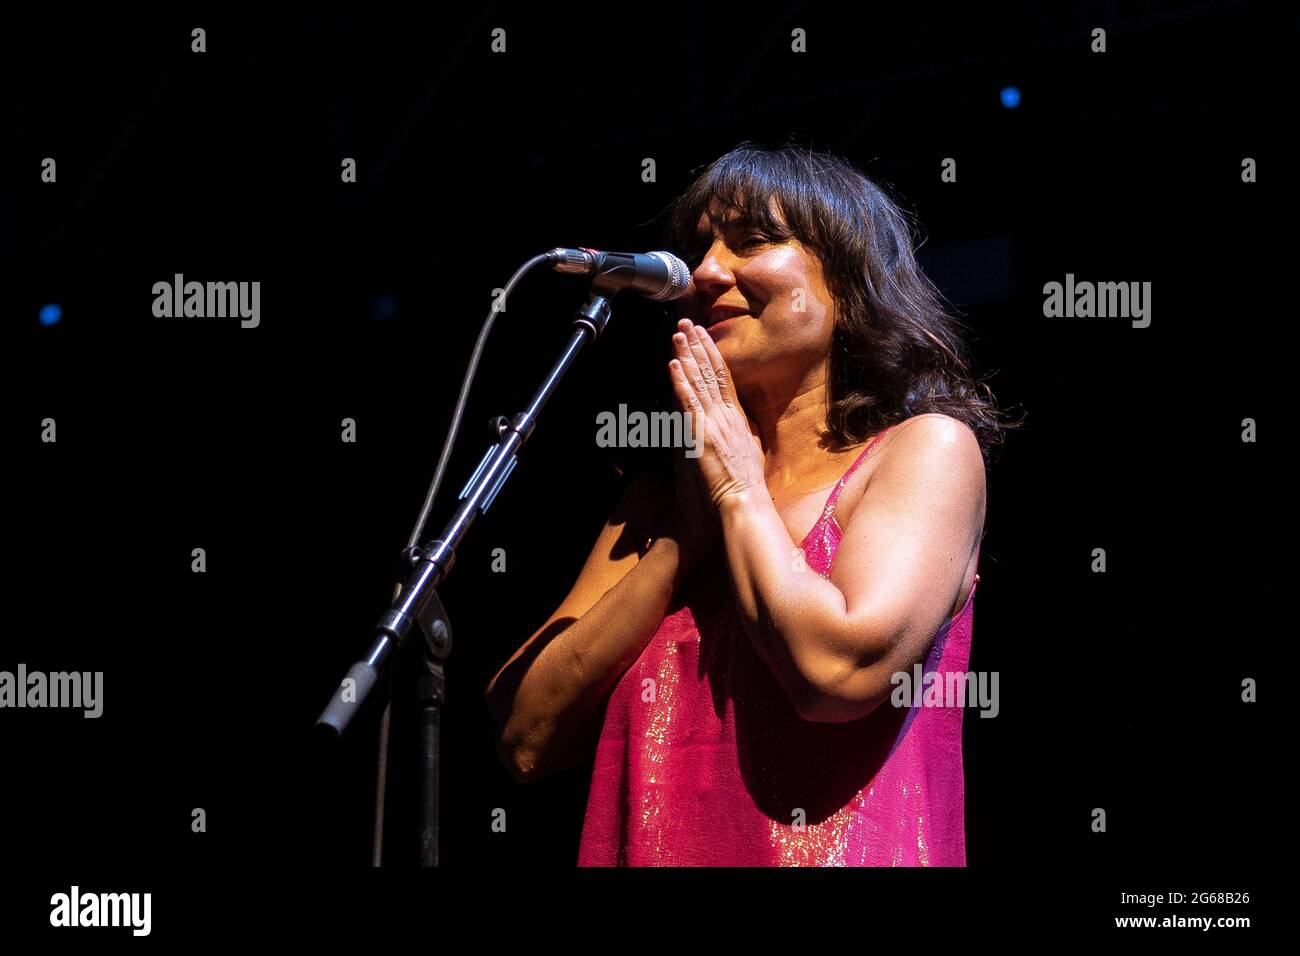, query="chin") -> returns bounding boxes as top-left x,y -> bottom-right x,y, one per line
711,334 -> 740,360
719,346 -> 759,379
